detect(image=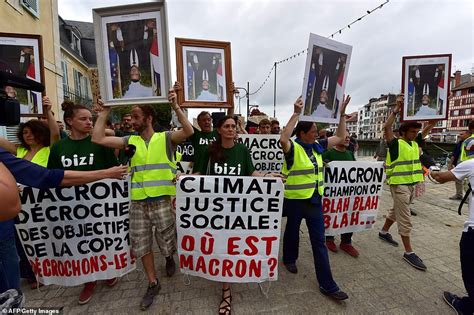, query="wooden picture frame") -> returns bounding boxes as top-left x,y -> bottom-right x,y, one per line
401,54 -> 451,122
175,38 -> 233,108
93,1 -> 171,106
0,32 -> 44,116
